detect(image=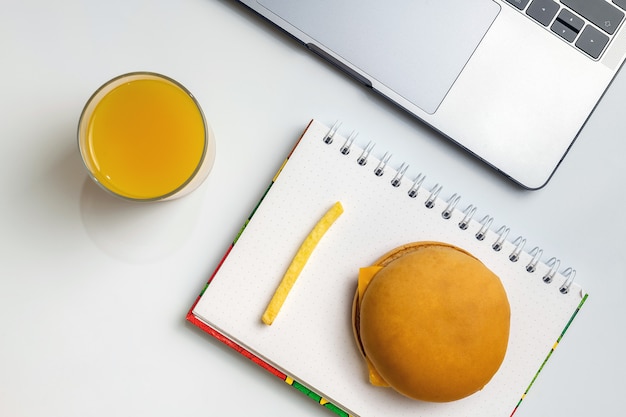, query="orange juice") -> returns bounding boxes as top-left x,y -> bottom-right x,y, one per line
78,73 -> 213,200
